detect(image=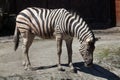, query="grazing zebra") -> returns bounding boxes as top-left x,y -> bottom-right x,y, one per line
14,7 -> 98,71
